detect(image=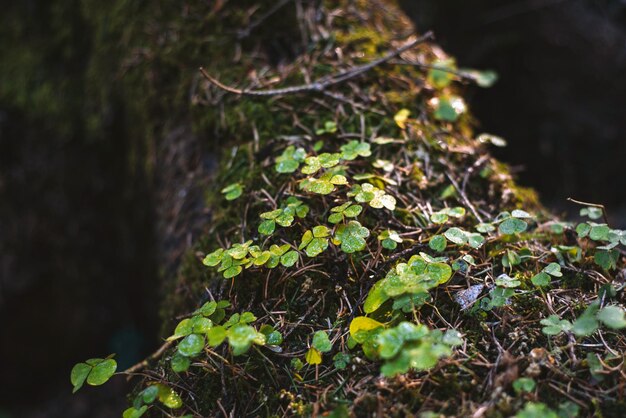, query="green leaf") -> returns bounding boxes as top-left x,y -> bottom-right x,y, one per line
427,262 -> 453,284
589,224 -> 610,241
123,406 -> 148,418
349,316 -> 384,340
462,69 -> 498,88
157,384 -> 183,409
319,152 -> 342,167
333,353 -> 351,370
300,177 -> 336,195
544,263 -> 562,277
221,183 -> 243,201
429,235 -> 447,252
511,209 -> 532,219
258,220 -> 275,235
442,329 -> 463,346
195,301 -> 217,317
334,221 -> 370,253
531,272 -> 551,287
303,154 -> 341,174
141,386 -> 158,405
476,223 -> 495,233
349,183 -> 395,210
466,233 -> 485,249
363,281 -> 388,314
312,331 -> 332,353
594,249 -> 619,270
240,311 -> 257,324
202,249 -> 224,267
171,352 -> 191,372
207,325 -> 227,347
305,237 -> 328,257
227,324 -> 265,355
576,222 -> 591,238
580,207 -> 603,220
291,358 -> 304,371
328,212 -> 344,224
315,120 -> 337,135
572,316 -> 599,337
252,251 -> 271,266
86,358 -> 117,386
498,218 -> 528,235
223,265 -> 242,278
312,224 -> 334,243
70,363 -> 91,393
430,212 -> 448,224
280,250 -> 299,267
275,146 -> 306,173
340,140 -> 371,160
495,274 -> 521,288
434,96 -> 465,122
377,328 -> 404,359
540,315 -> 571,336
259,325 -> 283,346
512,377 -> 536,394
190,316 -> 212,333
516,402 -> 558,418
343,204 -> 363,218
168,319 -> 192,341
444,227 -> 467,245
270,244 -> 290,257
597,306 -> 626,329
427,60 -> 455,89
178,334 -> 205,357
